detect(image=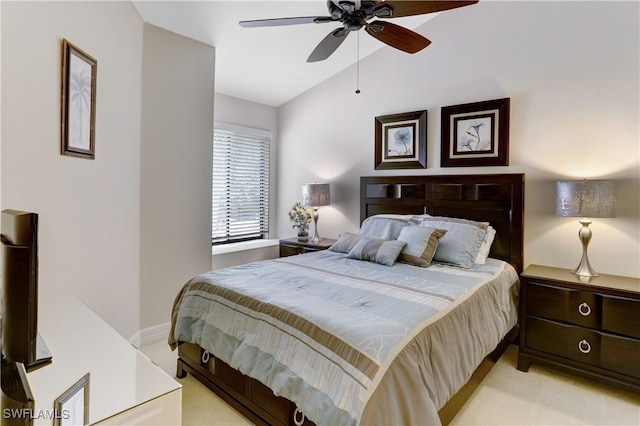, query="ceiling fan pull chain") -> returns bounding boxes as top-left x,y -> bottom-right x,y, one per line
355,31 -> 361,94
